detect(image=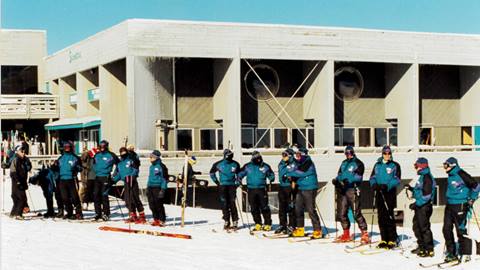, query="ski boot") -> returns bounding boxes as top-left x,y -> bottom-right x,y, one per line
230,221 -> 238,231
252,224 -> 262,232
63,212 -> 73,220
410,246 -> 421,254
418,249 -> 434,258
23,207 -> 30,214
311,230 -> 323,239
43,212 -> 55,218
376,240 -> 388,249
135,212 -> 147,224
262,225 -> 272,232
101,214 -> 110,221
274,226 -> 287,234
335,229 -> 352,242
14,215 -> 25,220
386,241 -> 397,250
360,230 -> 370,244
55,209 -> 64,219
286,226 -> 294,235
125,212 -> 138,223
460,255 -> 471,263
94,215 -> 102,221
444,253 -> 459,263
75,213 -> 84,220
291,227 -> 305,237
151,219 -> 161,226
223,221 -> 230,230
